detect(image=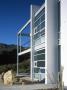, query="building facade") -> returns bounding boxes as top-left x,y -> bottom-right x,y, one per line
17,0 -> 60,85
